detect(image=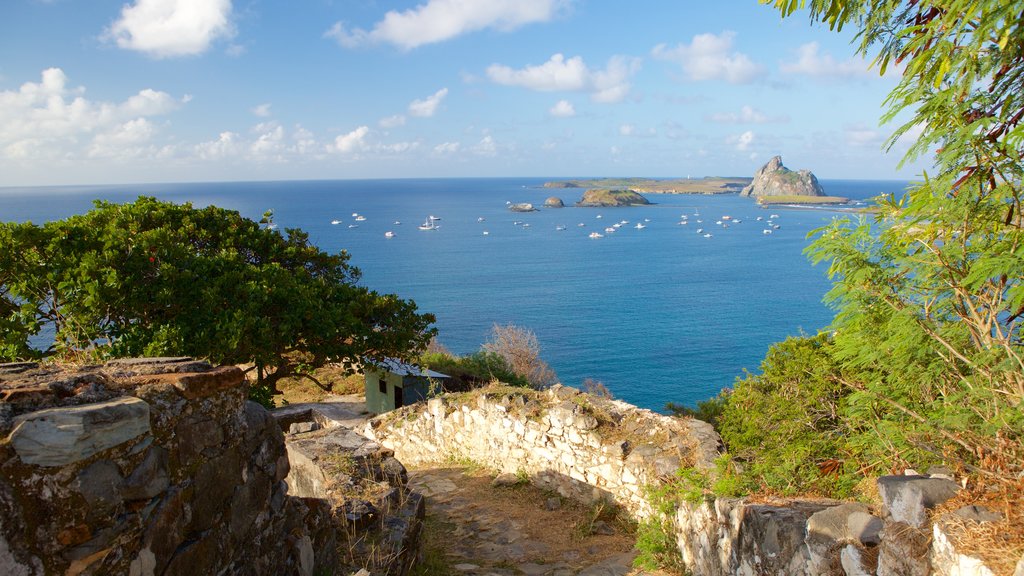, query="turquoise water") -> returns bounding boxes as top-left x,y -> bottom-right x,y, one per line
0,177 -> 907,411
